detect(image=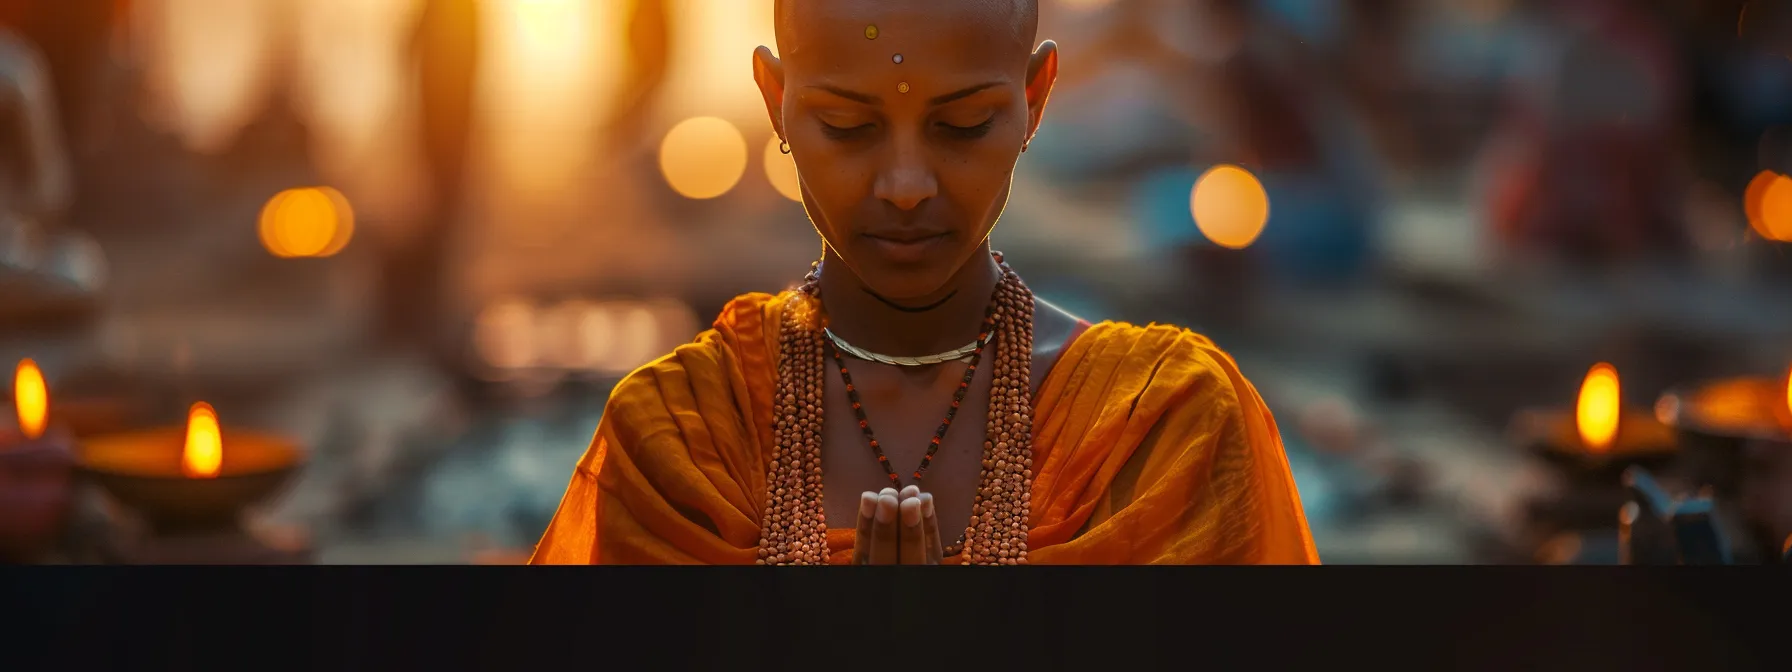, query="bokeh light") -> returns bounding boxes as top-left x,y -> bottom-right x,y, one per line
181,402 -> 223,479
1190,164 -> 1271,249
473,299 -> 539,372
259,187 -> 355,258
14,358 -> 47,440
764,136 -> 802,202
132,0 -> 281,154
1575,363 -> 1621,453
660,117 -> 749,199
1757,173 -> 1792,242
